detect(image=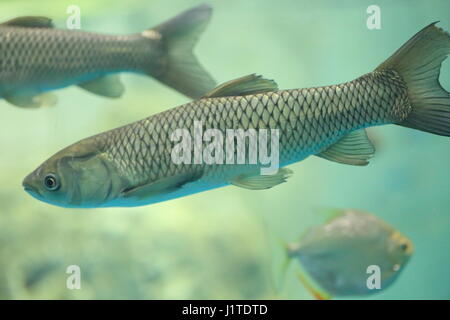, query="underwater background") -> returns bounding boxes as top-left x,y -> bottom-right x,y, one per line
0,0 -> 449,299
